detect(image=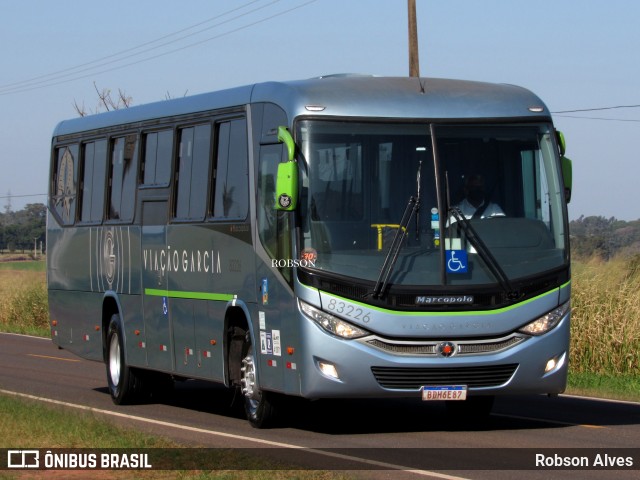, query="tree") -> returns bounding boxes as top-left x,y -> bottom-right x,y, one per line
570,215 -> 640,259
73,82 -> 133,117
0,203 -> 46,253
